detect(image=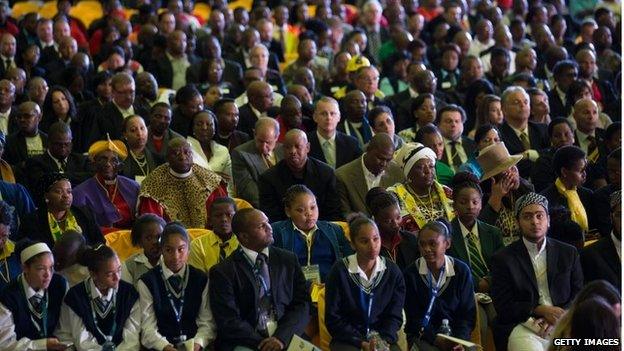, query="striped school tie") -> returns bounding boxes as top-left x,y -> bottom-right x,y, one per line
466,232 -> 489,281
